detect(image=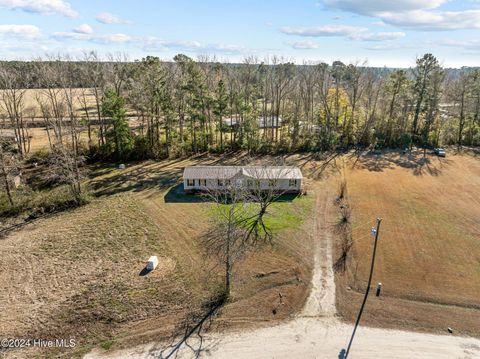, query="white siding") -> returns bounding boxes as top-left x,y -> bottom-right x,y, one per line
184,176 -> 301,192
